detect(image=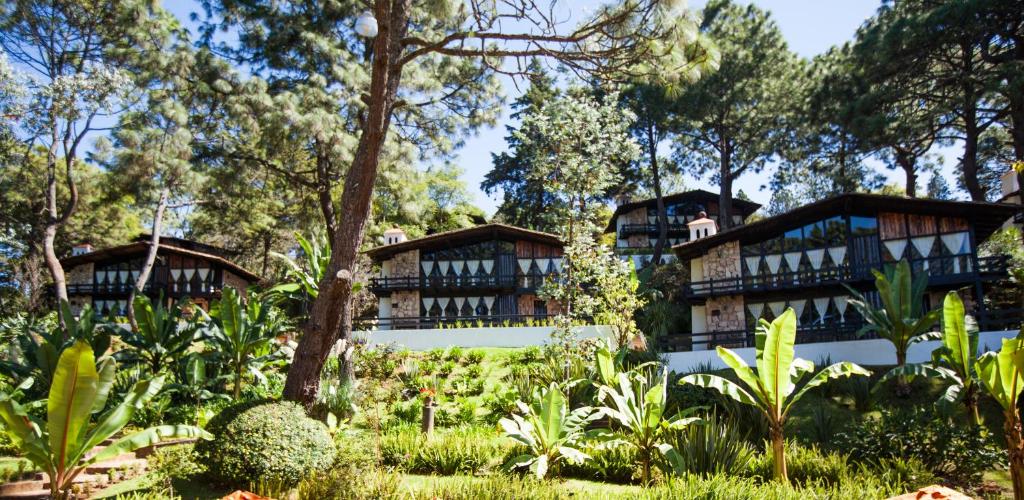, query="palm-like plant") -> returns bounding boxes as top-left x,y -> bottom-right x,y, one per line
501,383 -> 602,479
0,341 -> 210,498
681,309 -> 869,482
118,295 -> 201,377
208,287 -> 287,399
881,291 -> 982,424
0,302 -> 111,397
165,355 -> 230,425
268,232 -> 329,317
977,332 -> 1024,500
847,259 -> 940,371
596,357 -> 700,485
